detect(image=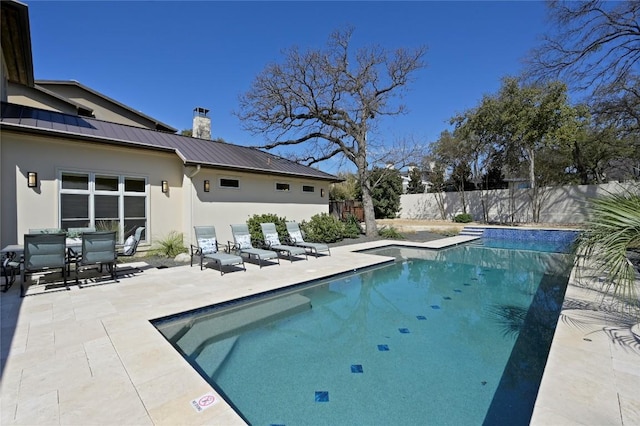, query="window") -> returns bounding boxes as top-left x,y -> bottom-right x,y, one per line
59,172 -> 147,242
302,185 -> 315,193
275,182 -> 290,192
220,178 -> 240,188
